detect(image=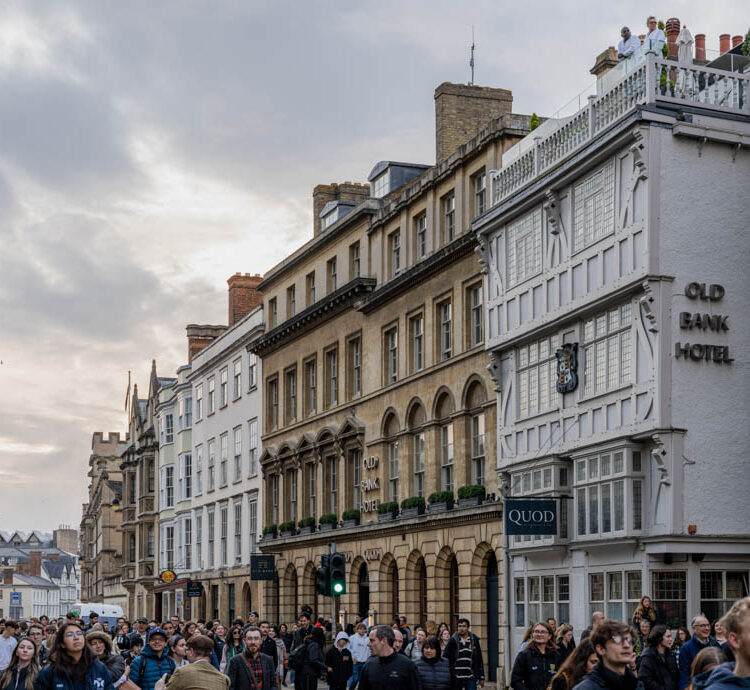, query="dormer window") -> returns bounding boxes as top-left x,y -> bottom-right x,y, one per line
322,211 -> 338,230
372,170 -> 391,198
319,200 -> 356,231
